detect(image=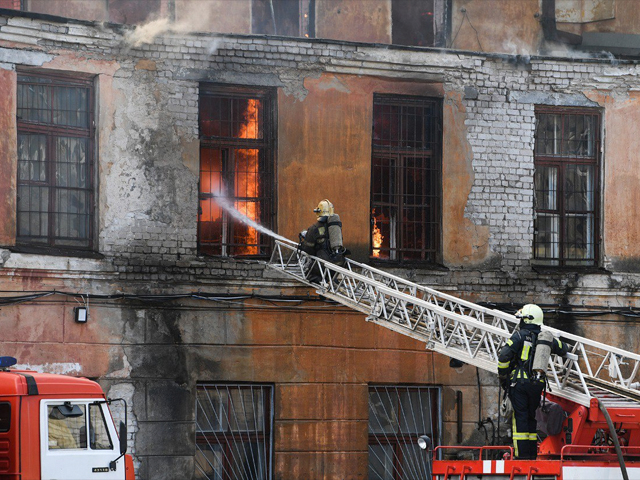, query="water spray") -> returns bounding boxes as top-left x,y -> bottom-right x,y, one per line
212,193 -> 295,245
